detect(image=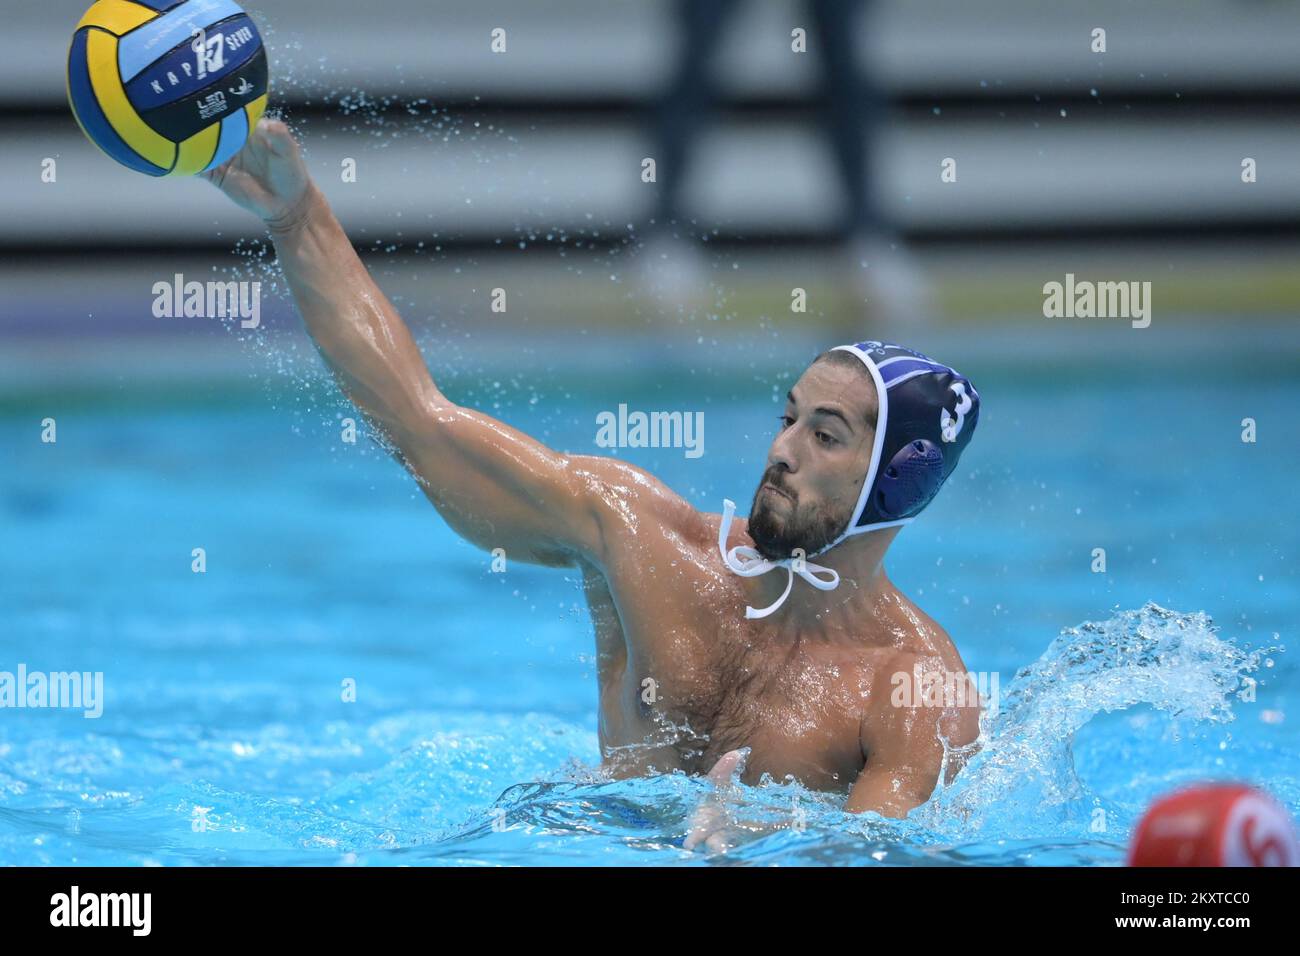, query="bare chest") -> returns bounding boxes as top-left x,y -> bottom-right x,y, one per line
587,566 -> 880,791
